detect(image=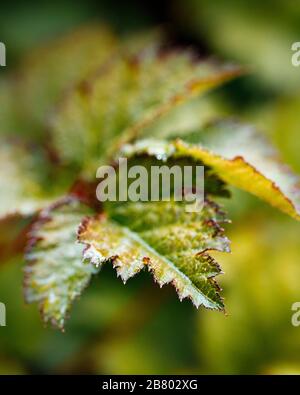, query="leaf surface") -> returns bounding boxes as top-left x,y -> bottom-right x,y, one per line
121,120 -> 300,220
0,141 -> 58,219
17,25 -> 117,136
24,197 -> 98,329
78,200 -> 230,310
52,42 -> 242,171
